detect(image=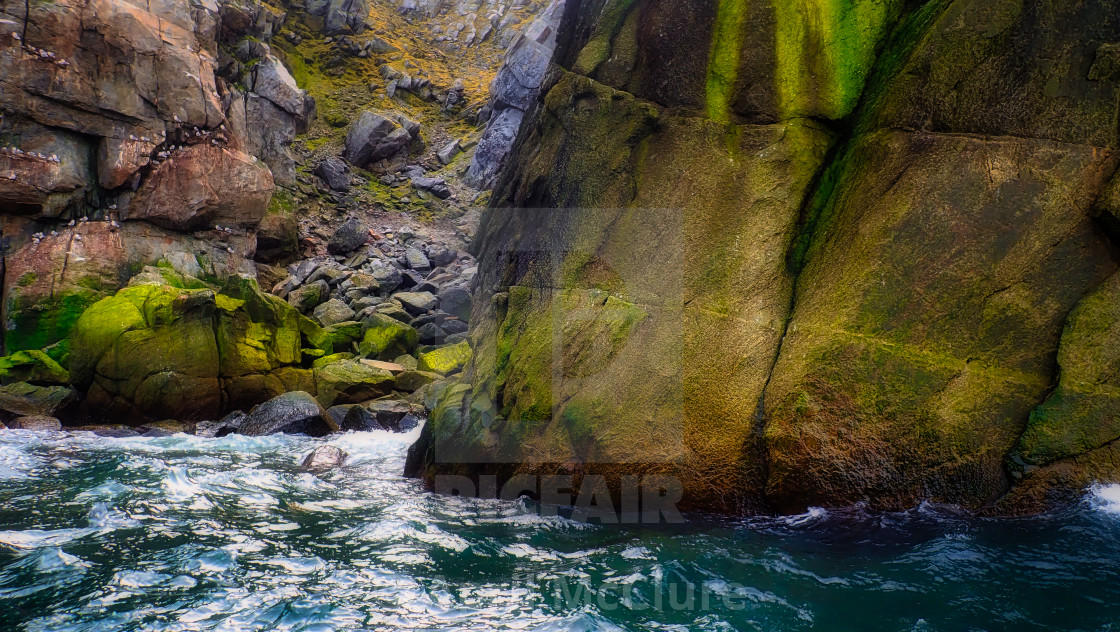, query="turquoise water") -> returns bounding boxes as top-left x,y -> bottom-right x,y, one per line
0,427 -> 1118,631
